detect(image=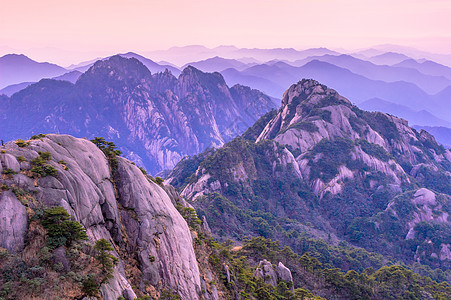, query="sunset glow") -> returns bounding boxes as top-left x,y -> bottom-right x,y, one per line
1,0 -> 451,65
